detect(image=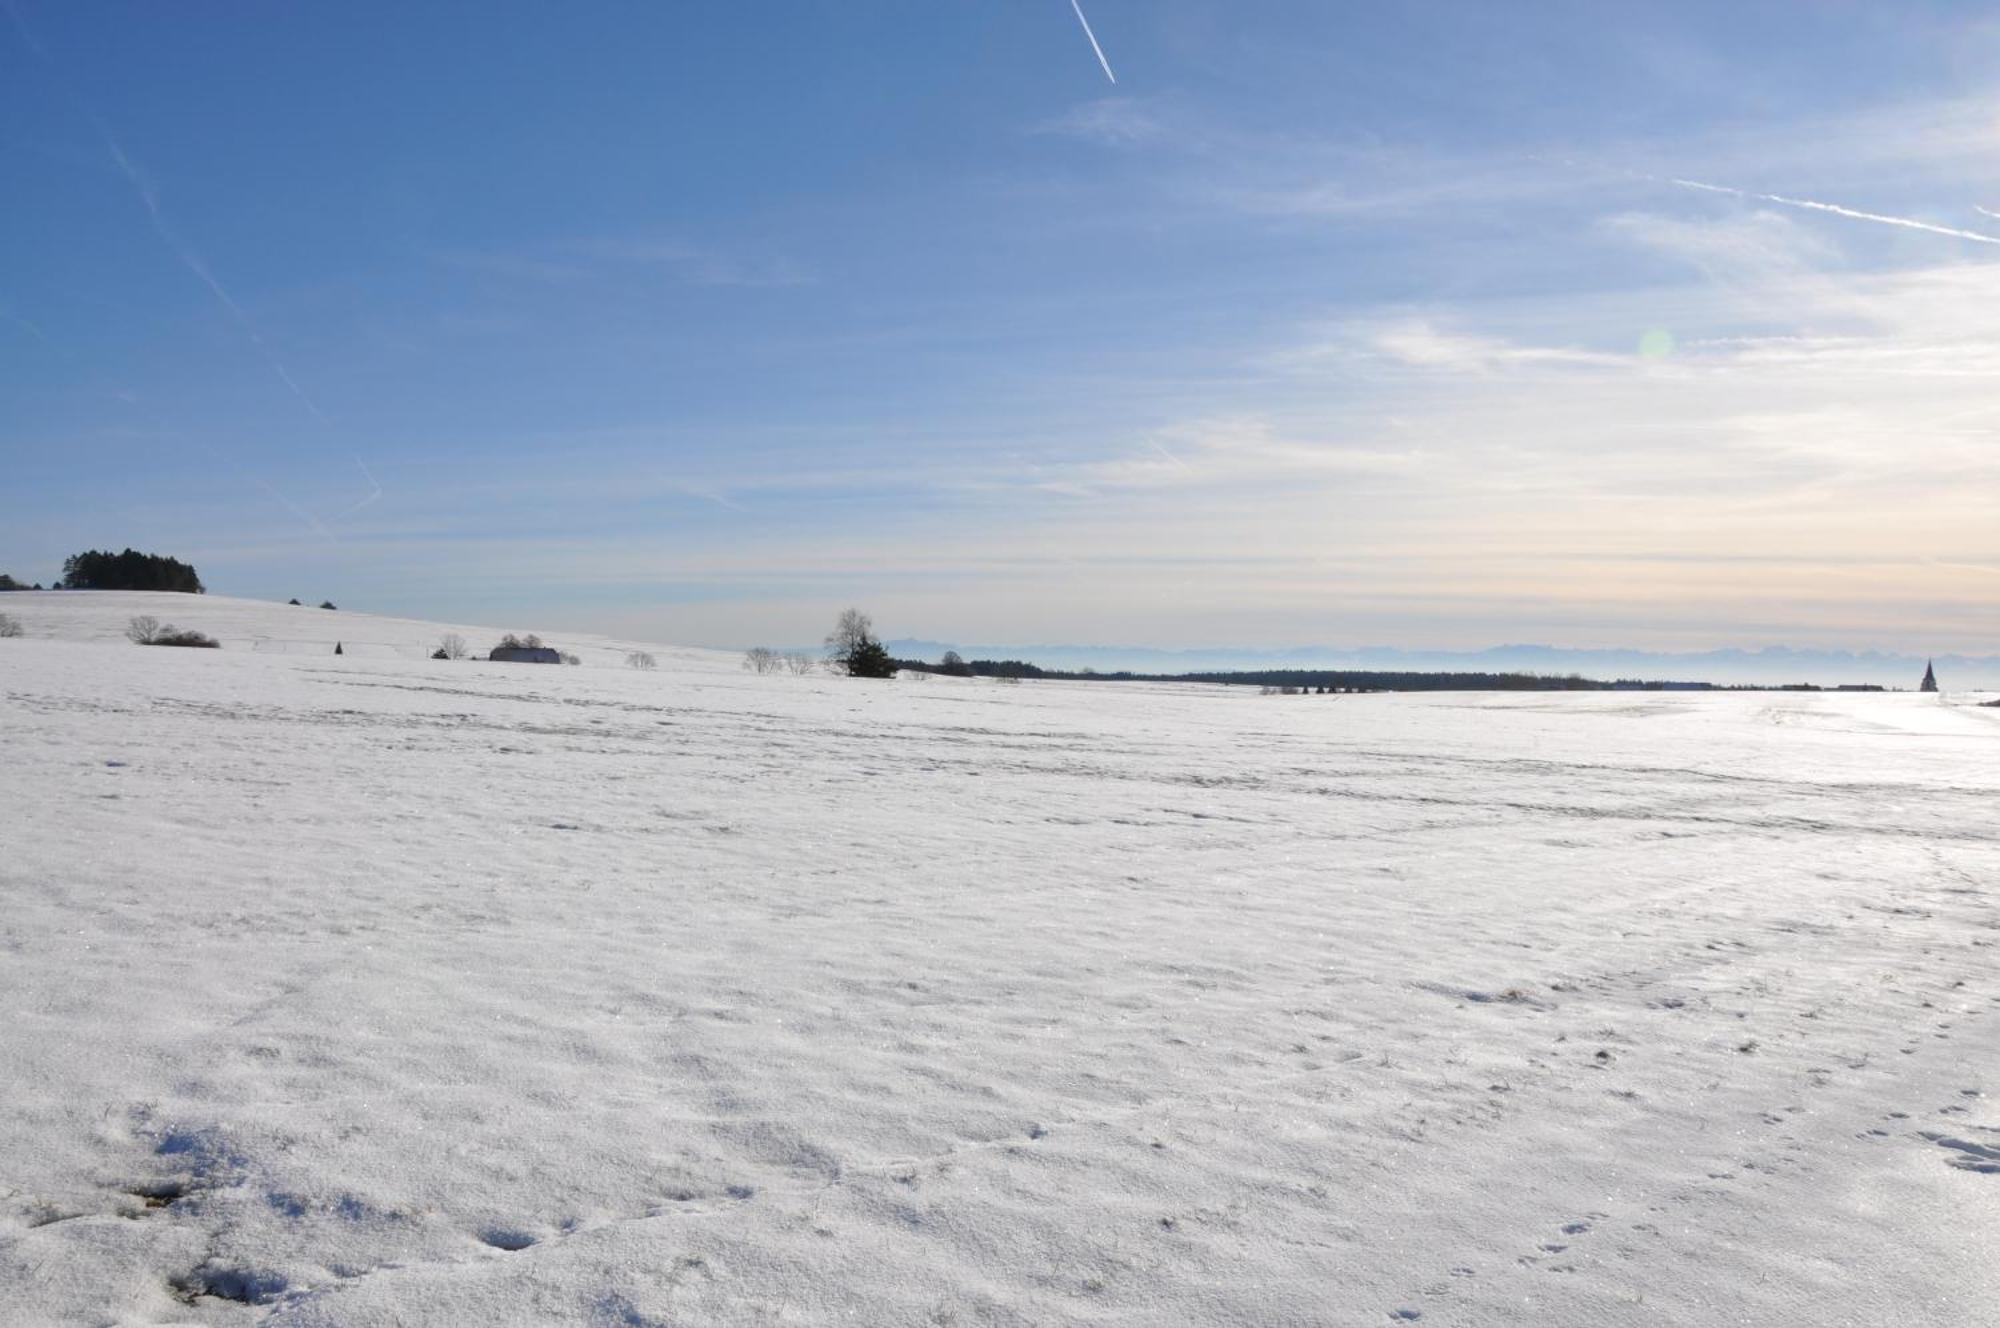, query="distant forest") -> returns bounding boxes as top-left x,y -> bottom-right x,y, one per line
892,657 -> 1886,693
58,549 -> 204,594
